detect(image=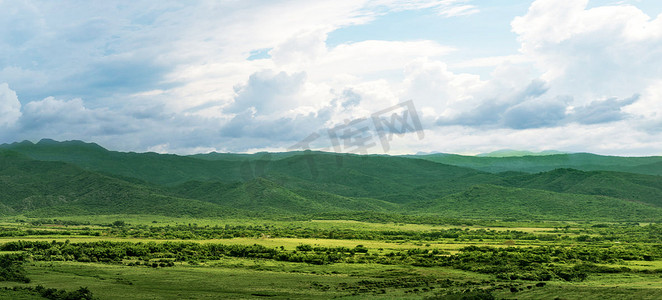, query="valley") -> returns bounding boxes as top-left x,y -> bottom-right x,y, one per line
0,140 -> 660,299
